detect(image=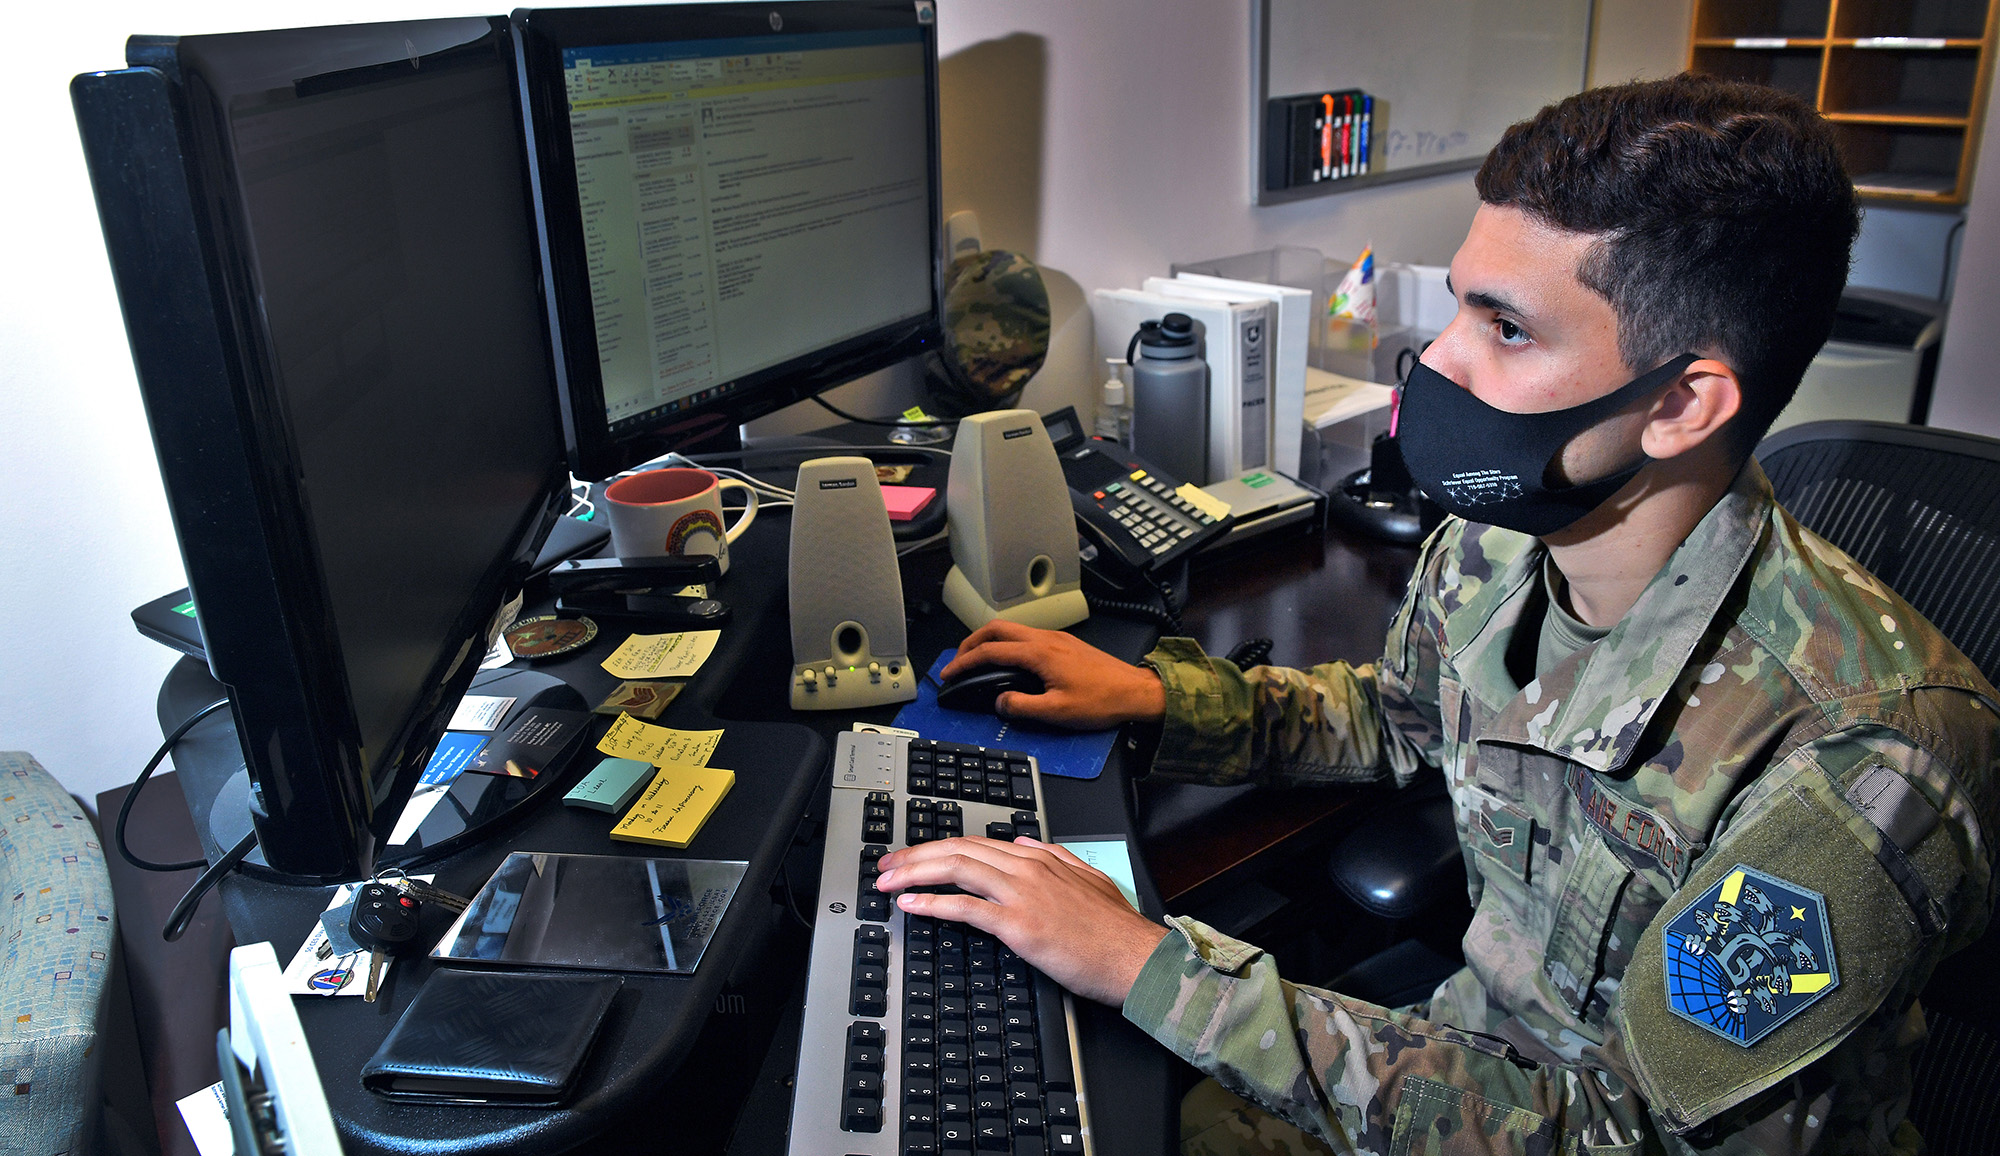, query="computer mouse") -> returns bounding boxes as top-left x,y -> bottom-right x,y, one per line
934,665 -> 1046,714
